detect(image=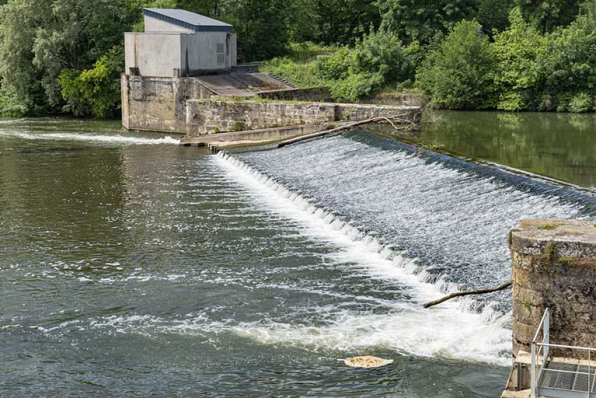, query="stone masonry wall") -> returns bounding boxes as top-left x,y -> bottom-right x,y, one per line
335,103 -> 422,124
186,100 -> 337,135
510,220 -> 596,359
121,75 -> 215,133
185,100 -> 420,136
